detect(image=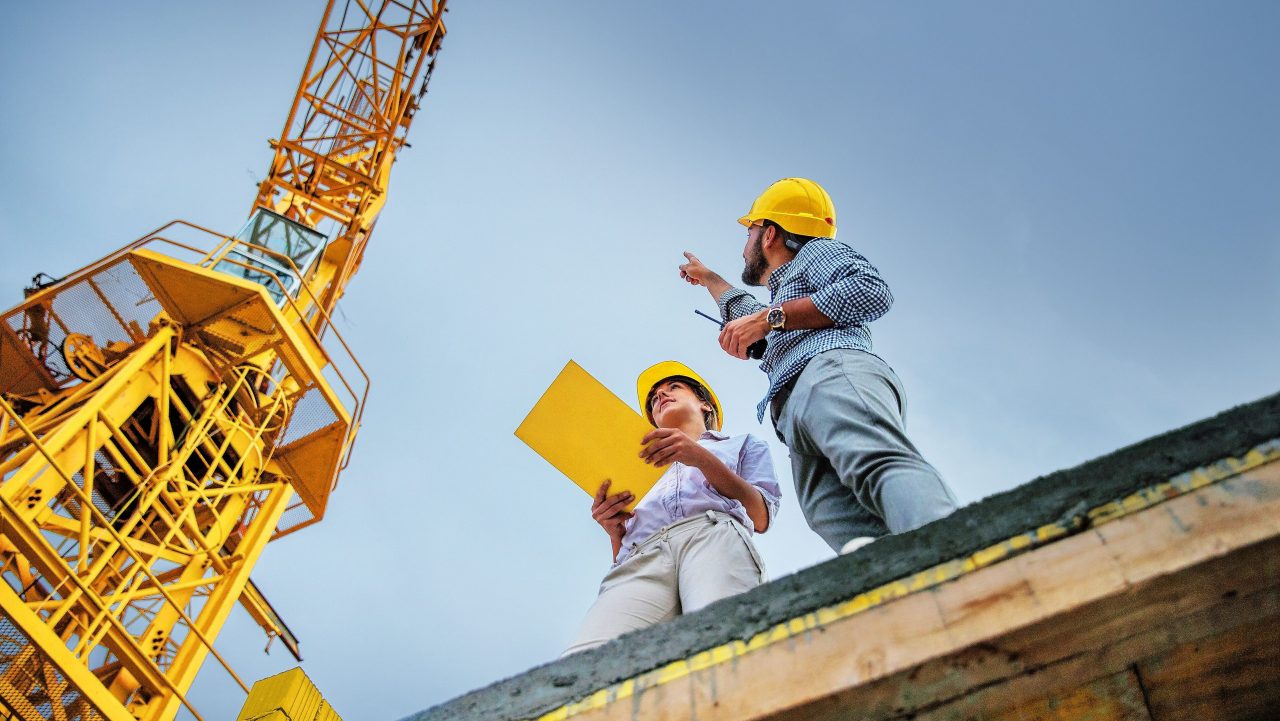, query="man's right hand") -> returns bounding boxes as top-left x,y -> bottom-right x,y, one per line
592,479 -> 633,540
679,252 -> 731,299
